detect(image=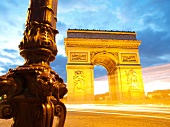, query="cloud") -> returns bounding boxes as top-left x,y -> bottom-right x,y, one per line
0,67 -> 6,75
55,21 -> 68,55
58,0 -> 113,30
138,28 -> 170,67
0,0 -> 170,83
4,0 -> 19,7
0,48 -> 24,75
0,1 -> 28,51
55,0 -> 170,80
57,21 -> 68,35
57,0 -> 170,32
1,49 -> 20,58
51,55 -> 67,82
0,4 -> 8,17
58,0 -> 109,13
